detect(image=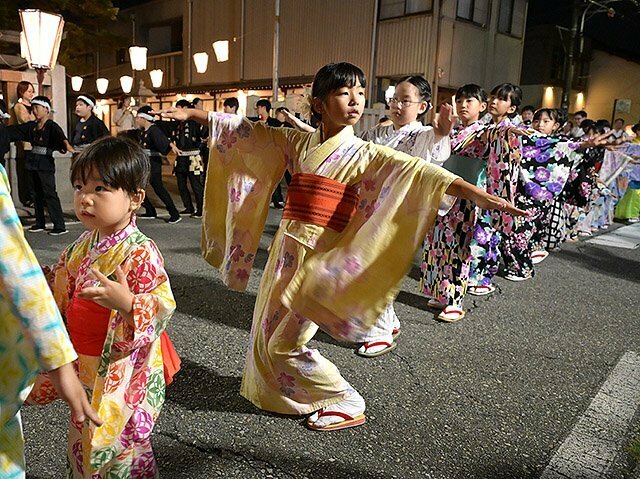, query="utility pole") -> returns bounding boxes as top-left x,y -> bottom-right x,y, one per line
561,0 -> 580,112
272,0 -> 280,102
